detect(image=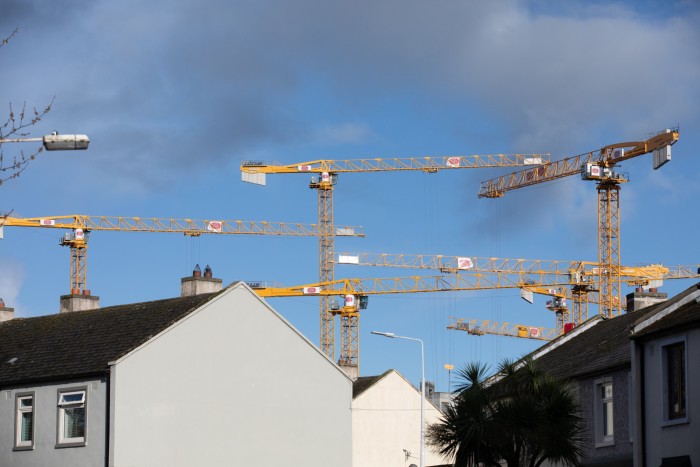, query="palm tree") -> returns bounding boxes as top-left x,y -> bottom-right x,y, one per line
426,358 -> 583,467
